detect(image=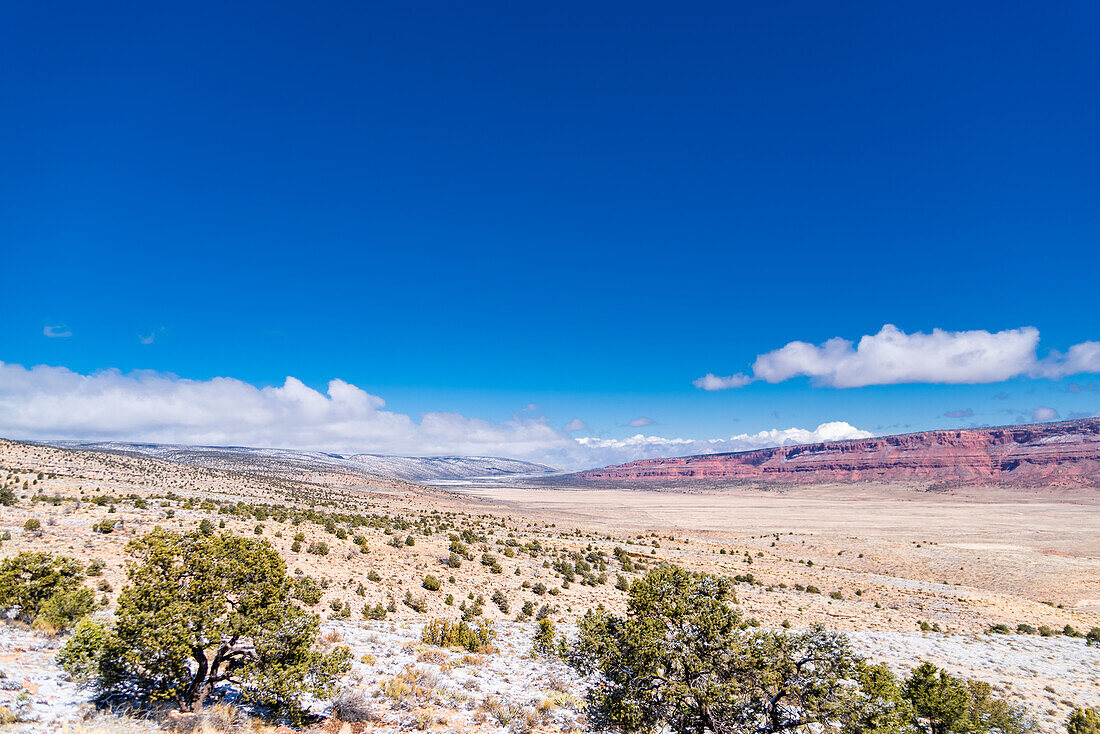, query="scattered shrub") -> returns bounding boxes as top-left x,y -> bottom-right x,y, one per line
532,618 -> 558,656
421,619 -> 495,652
